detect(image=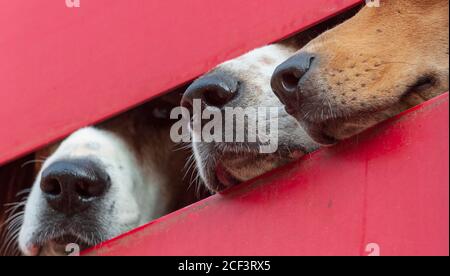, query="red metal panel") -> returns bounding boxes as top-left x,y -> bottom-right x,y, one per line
86,94 -> 449,256
0,0 -> 361,165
